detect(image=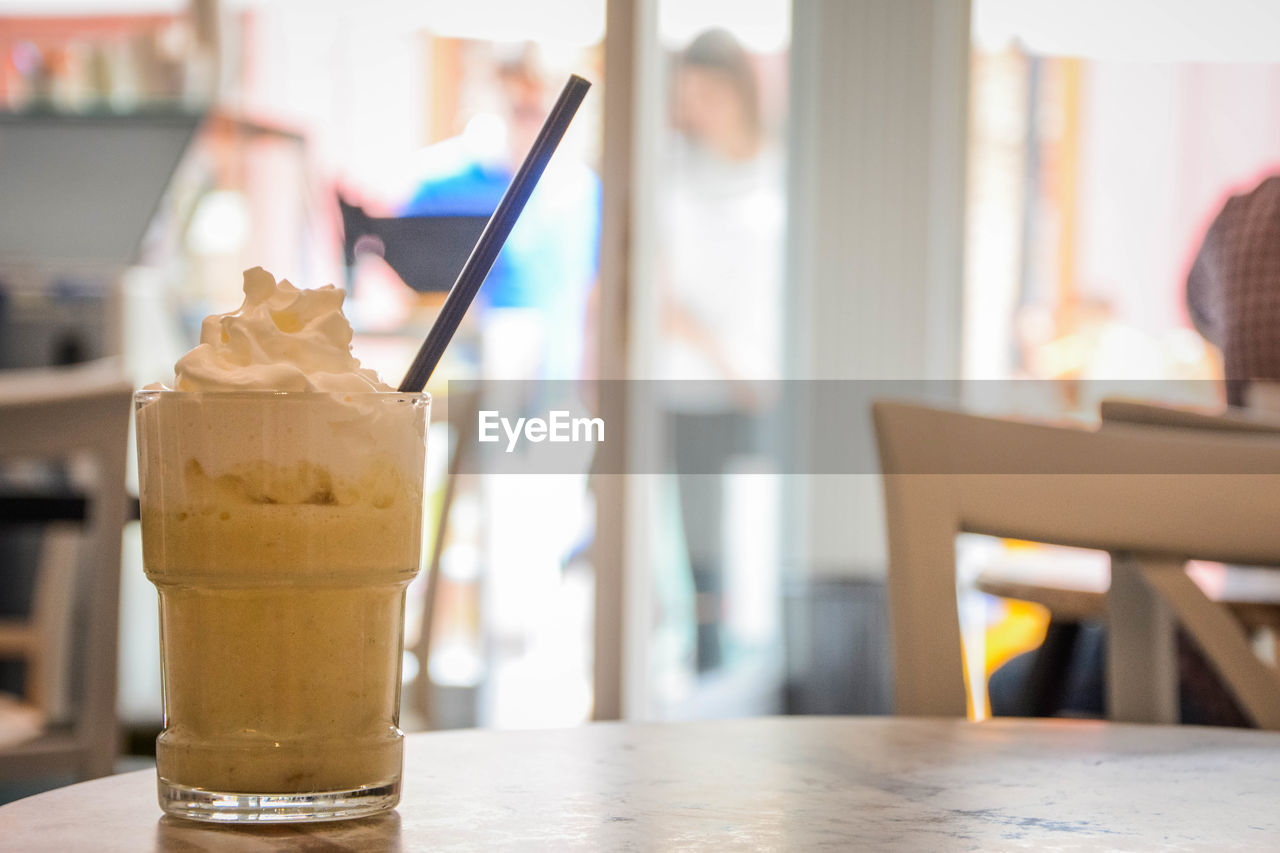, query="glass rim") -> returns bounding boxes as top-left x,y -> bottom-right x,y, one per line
134,388 -> 430,402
